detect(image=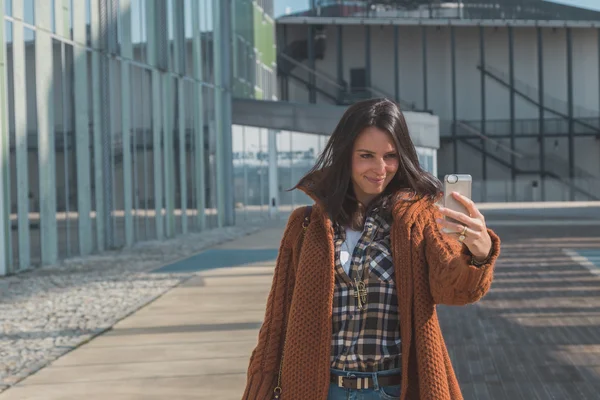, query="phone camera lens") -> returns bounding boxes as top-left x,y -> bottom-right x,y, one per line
447,175 -> 458,184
